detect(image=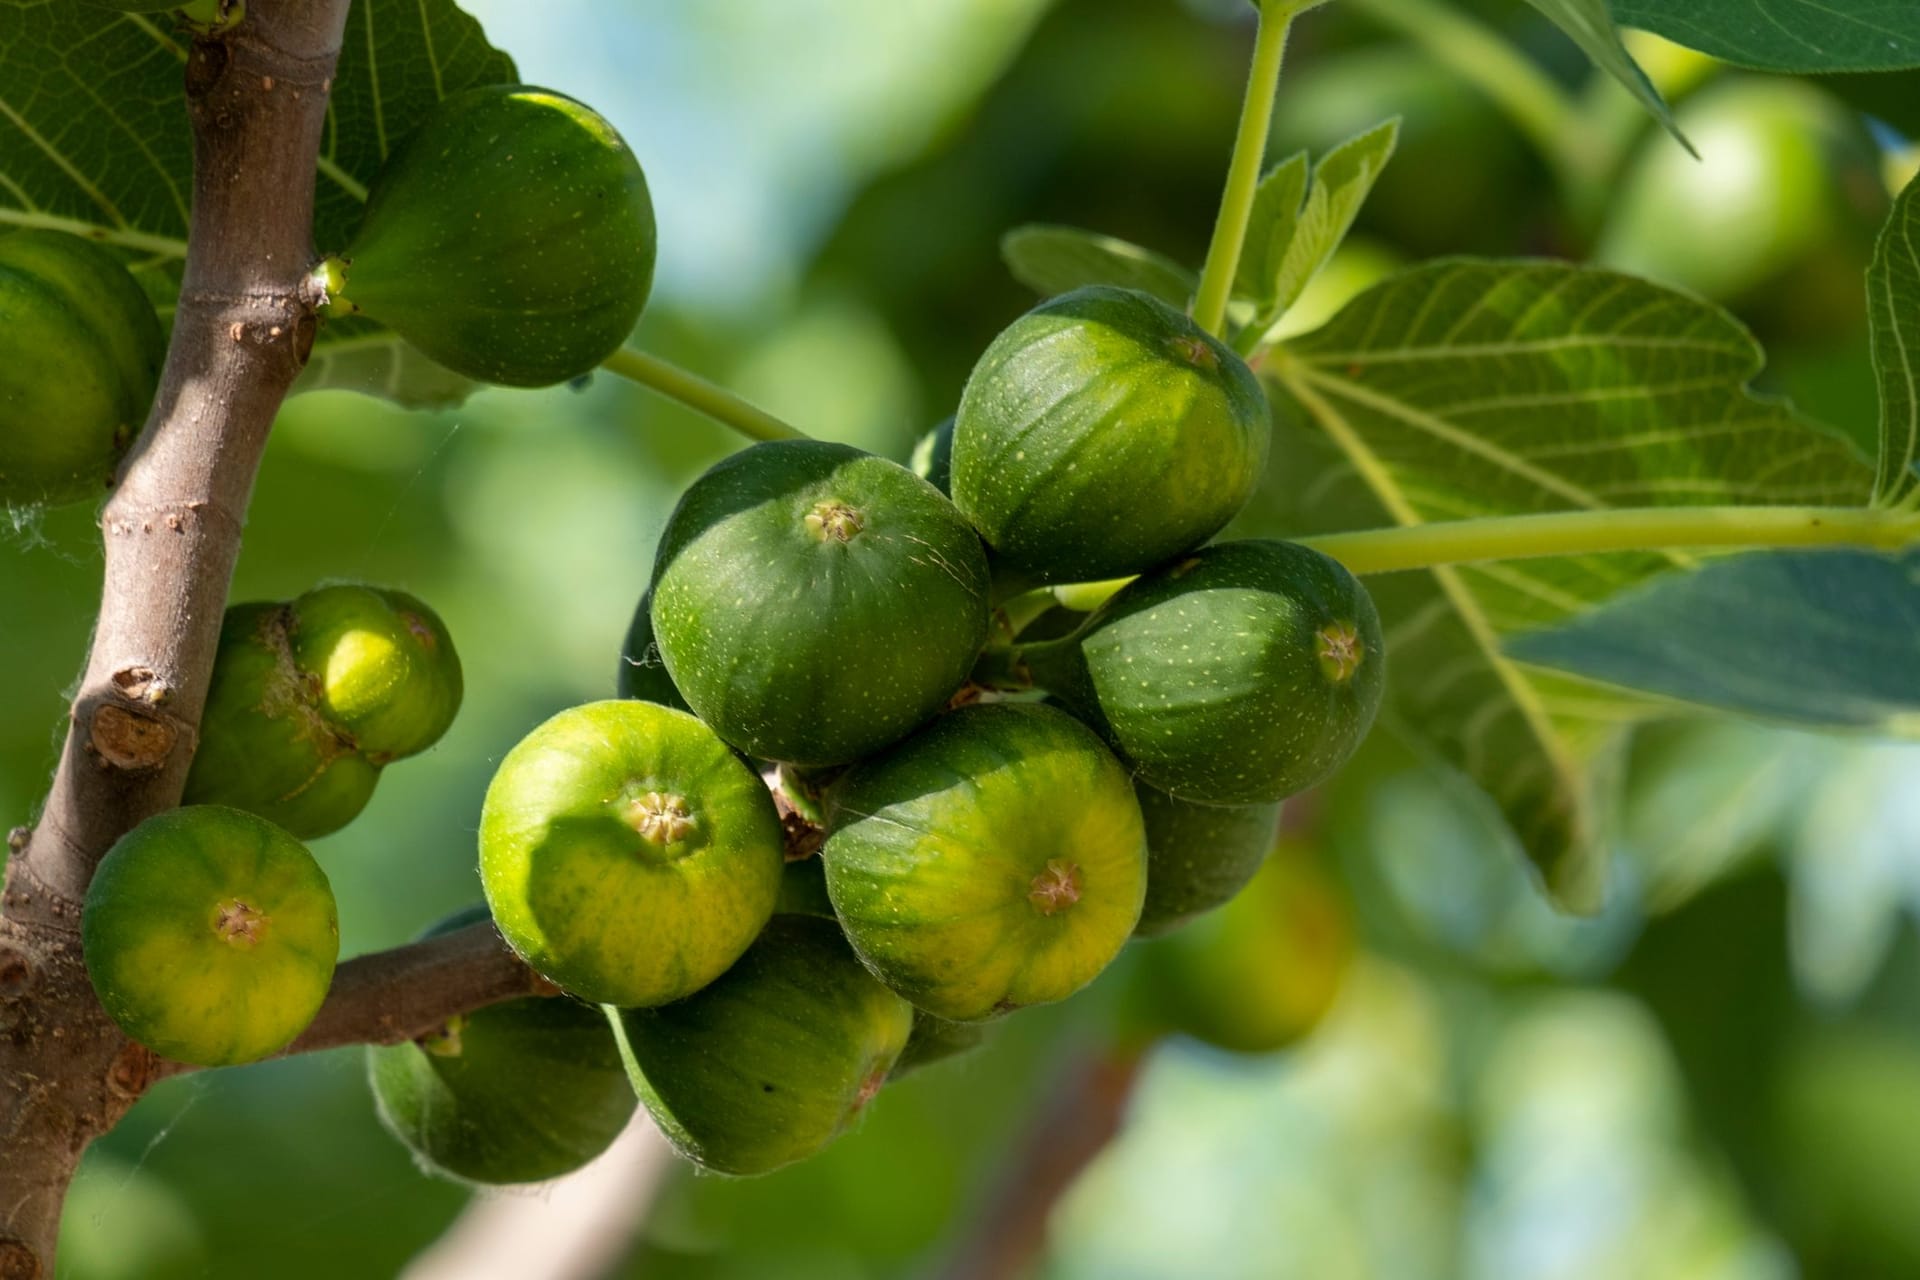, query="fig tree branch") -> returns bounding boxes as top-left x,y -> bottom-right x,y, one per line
600,346 -> 809,442
0,5 -> 353,1273
150,922 -> 556,1081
